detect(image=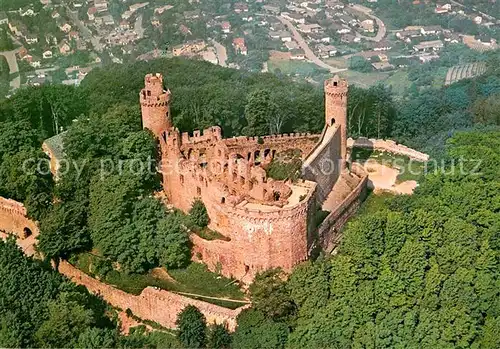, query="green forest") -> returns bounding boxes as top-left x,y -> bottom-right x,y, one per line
233,131 -> 500,348
0,57 -> 499,348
